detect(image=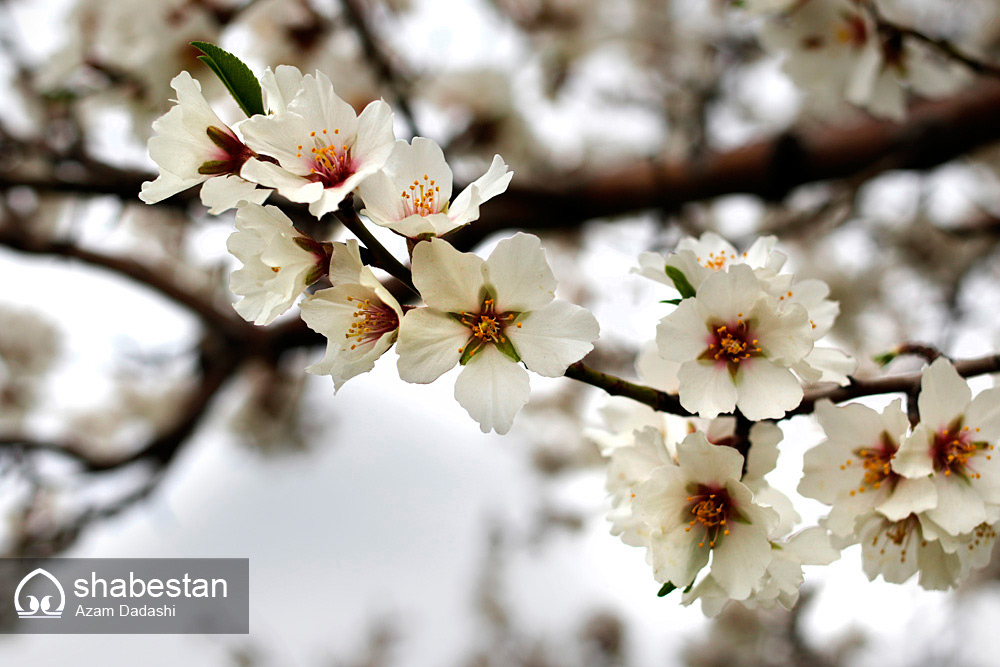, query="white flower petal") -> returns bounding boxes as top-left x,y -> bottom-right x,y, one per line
677,361 -> 738,419
199,175 -> 269,214
507,299 -> 598,377
484,233 -> 557,312
411,238 -> 485,312
454,344 -> 530,434
734,358 -> 803,420
395,308 -> 468,383
918,358 -> 972,428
